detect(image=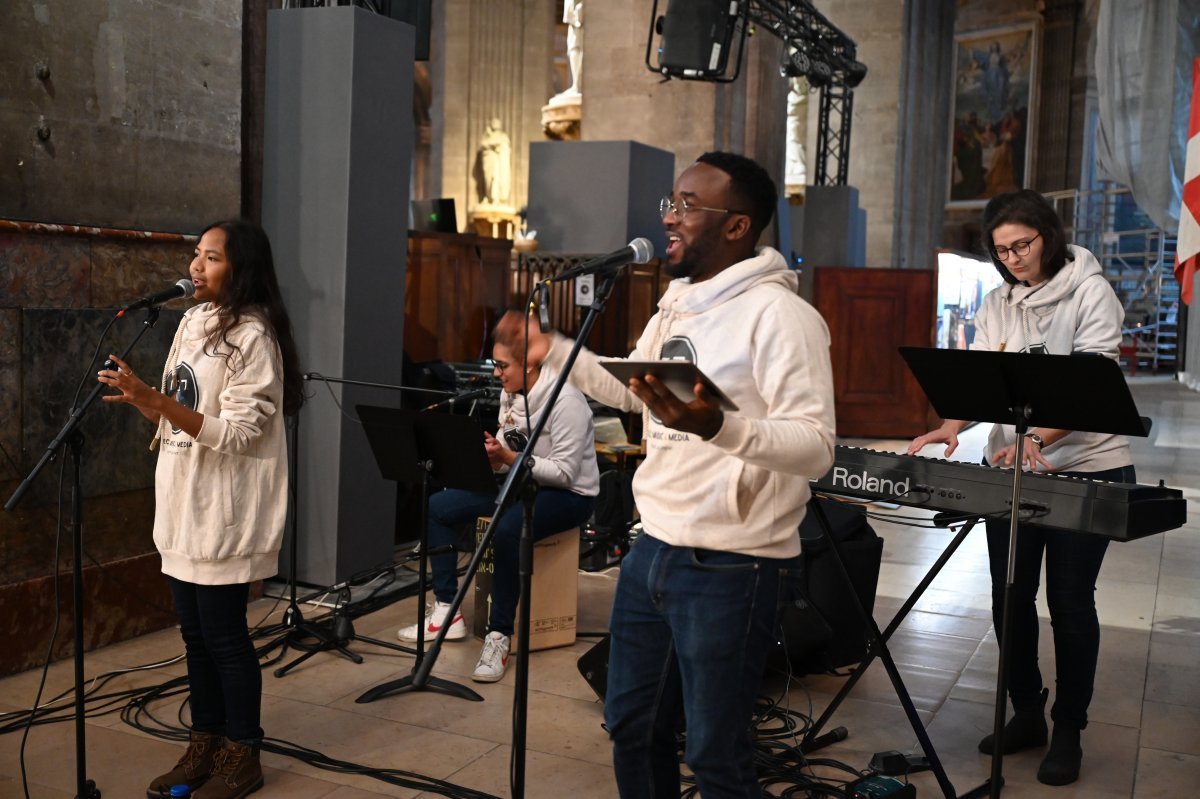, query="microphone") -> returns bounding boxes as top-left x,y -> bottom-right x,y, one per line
547,238 -> 654,283
119,278 -> 196,316
422,387 -> 496,411
537,283 -> 551,333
